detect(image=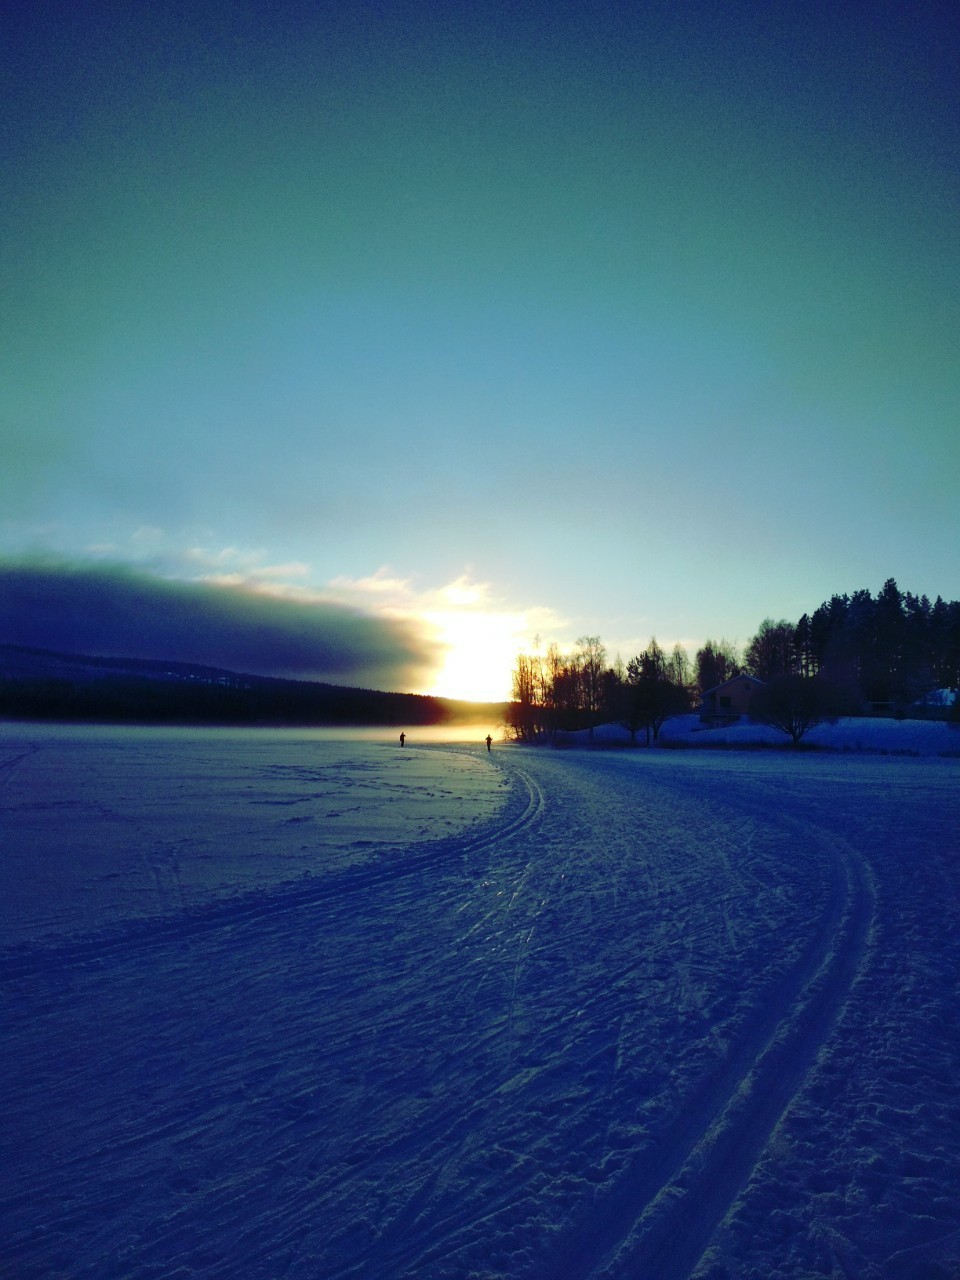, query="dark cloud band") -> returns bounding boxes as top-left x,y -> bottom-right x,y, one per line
0,559 -> 438,691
